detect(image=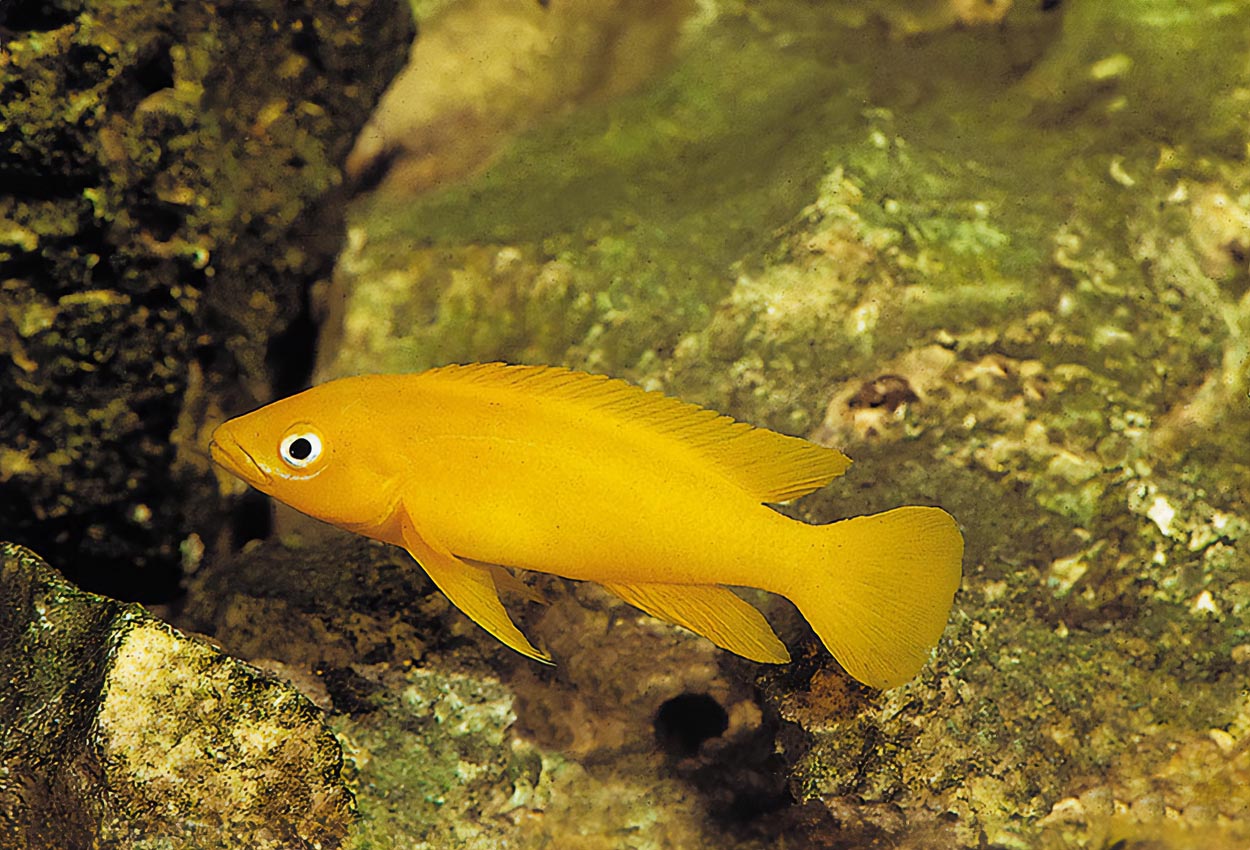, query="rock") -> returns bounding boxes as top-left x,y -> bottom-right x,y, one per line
346,0 -> 694,197
300,1 -> 1250,846
183,532 -> 817,848
0,542 -> 354,848
0,0 -> 412,597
